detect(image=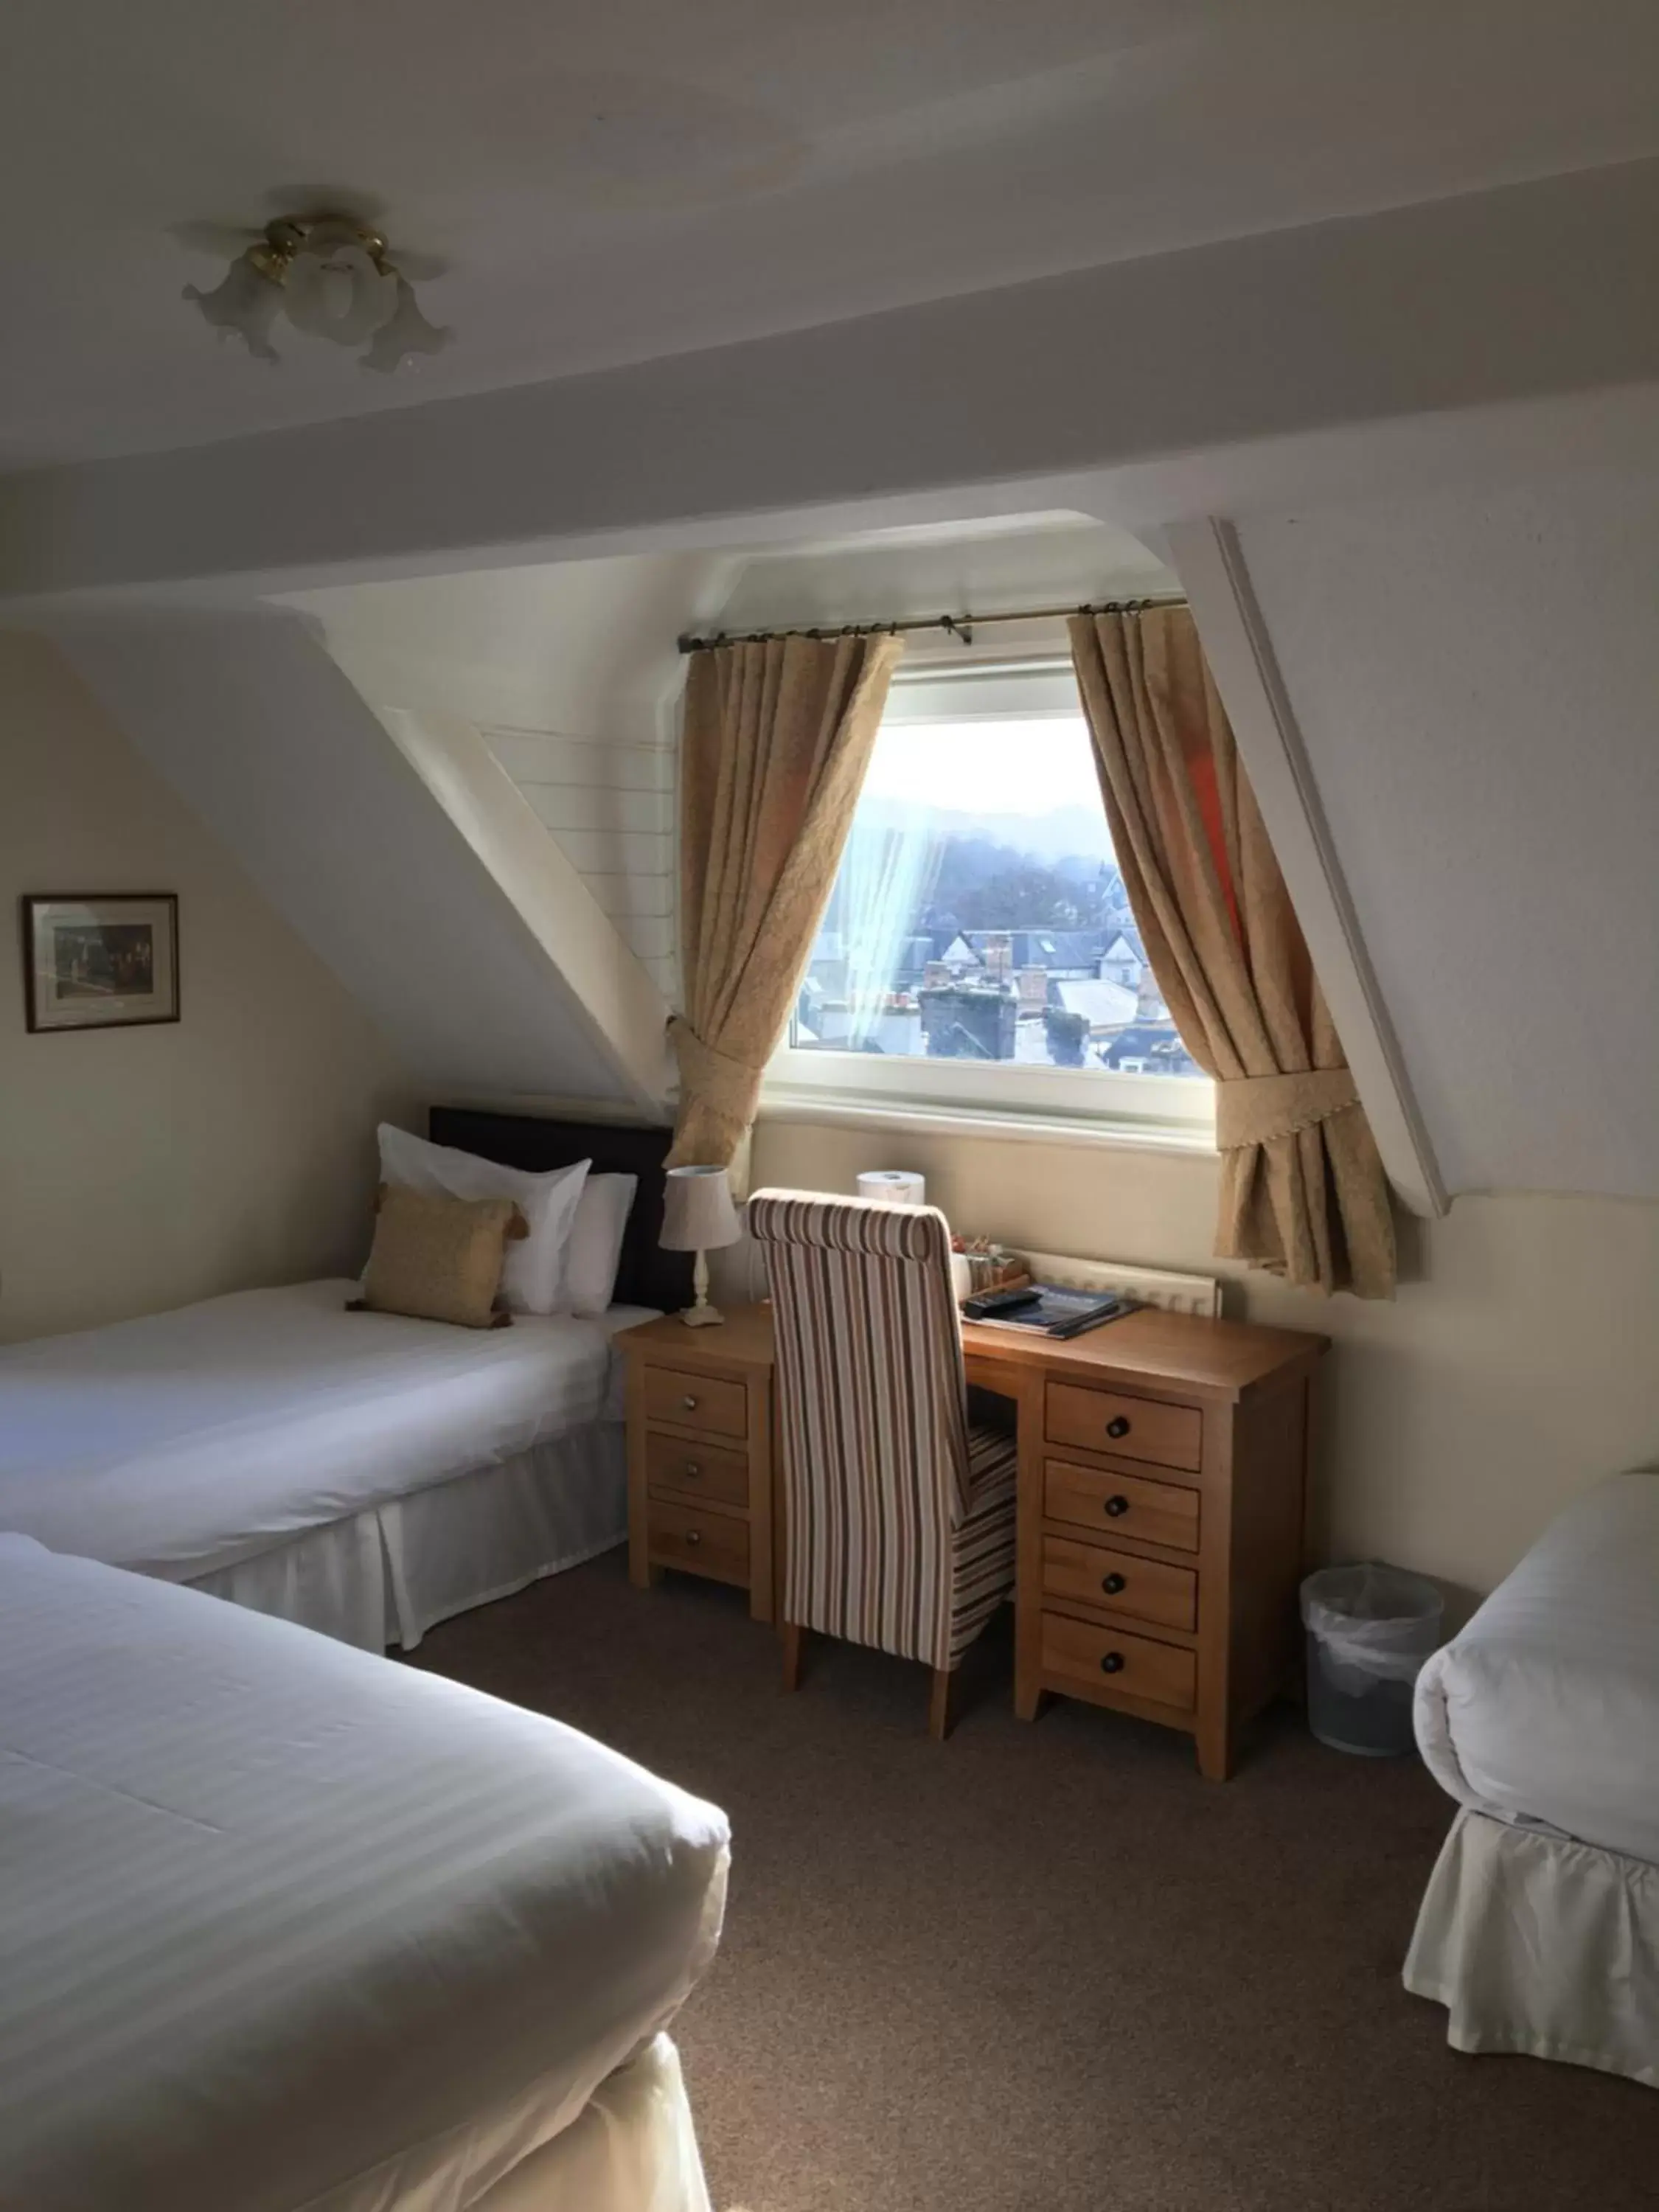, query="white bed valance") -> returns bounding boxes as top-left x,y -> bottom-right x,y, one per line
1405,1809 -> 1659,2089
190,1425 -> 626,1650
